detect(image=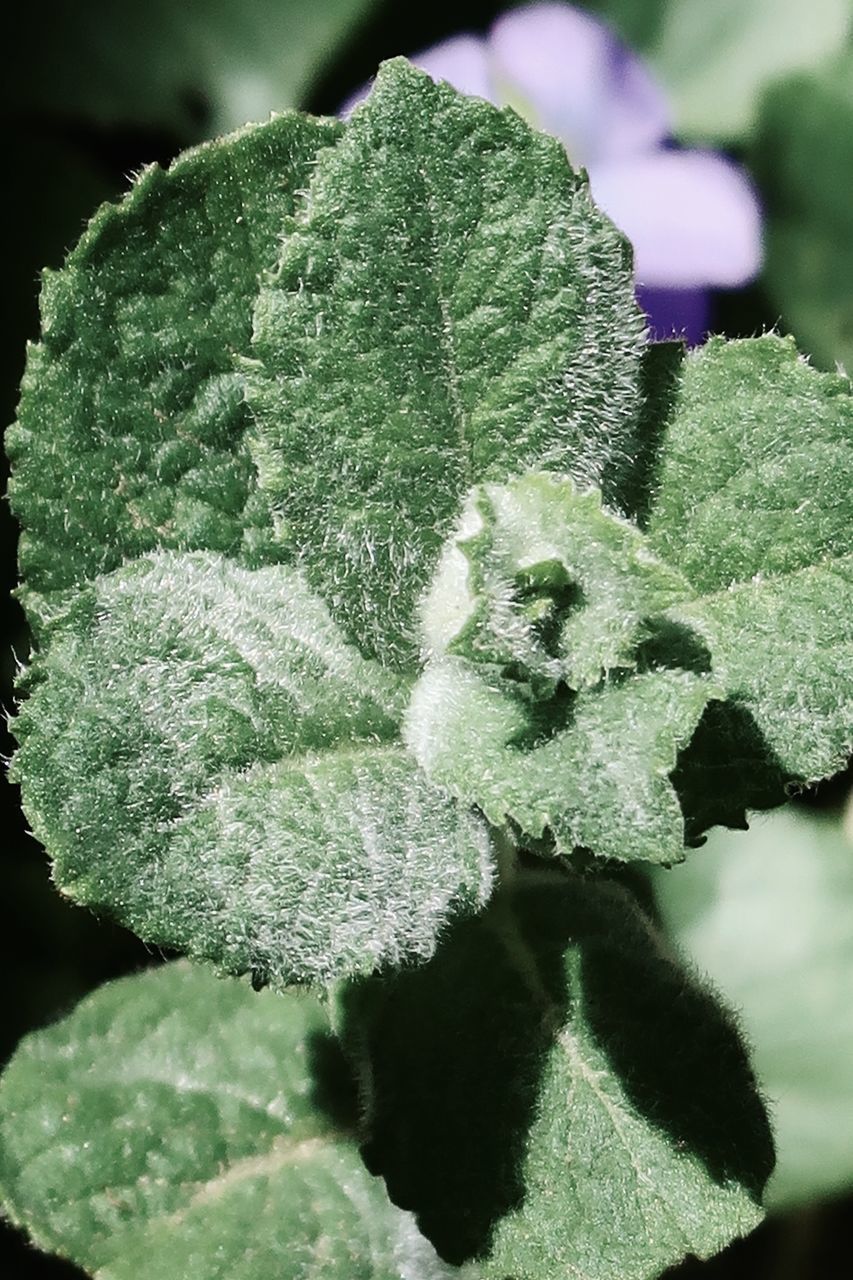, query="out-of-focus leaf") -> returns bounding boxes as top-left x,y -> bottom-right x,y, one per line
649,0 -> 852,142
755,52 -> 853,371
652,806 -> 853,1210
584,0 -> 851,141
6,0 -> 379,137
